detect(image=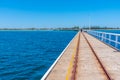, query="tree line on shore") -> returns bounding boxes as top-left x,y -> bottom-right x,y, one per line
0,26 -> 119,30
